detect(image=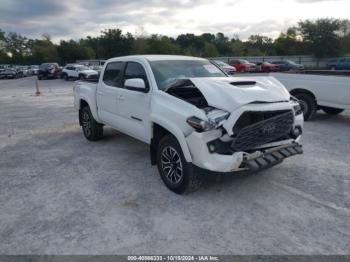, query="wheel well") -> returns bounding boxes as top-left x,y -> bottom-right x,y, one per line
79,100 -> 89,126
150,123 -> 173,165
80,99 -> 89,109
290,88 -> 316,100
